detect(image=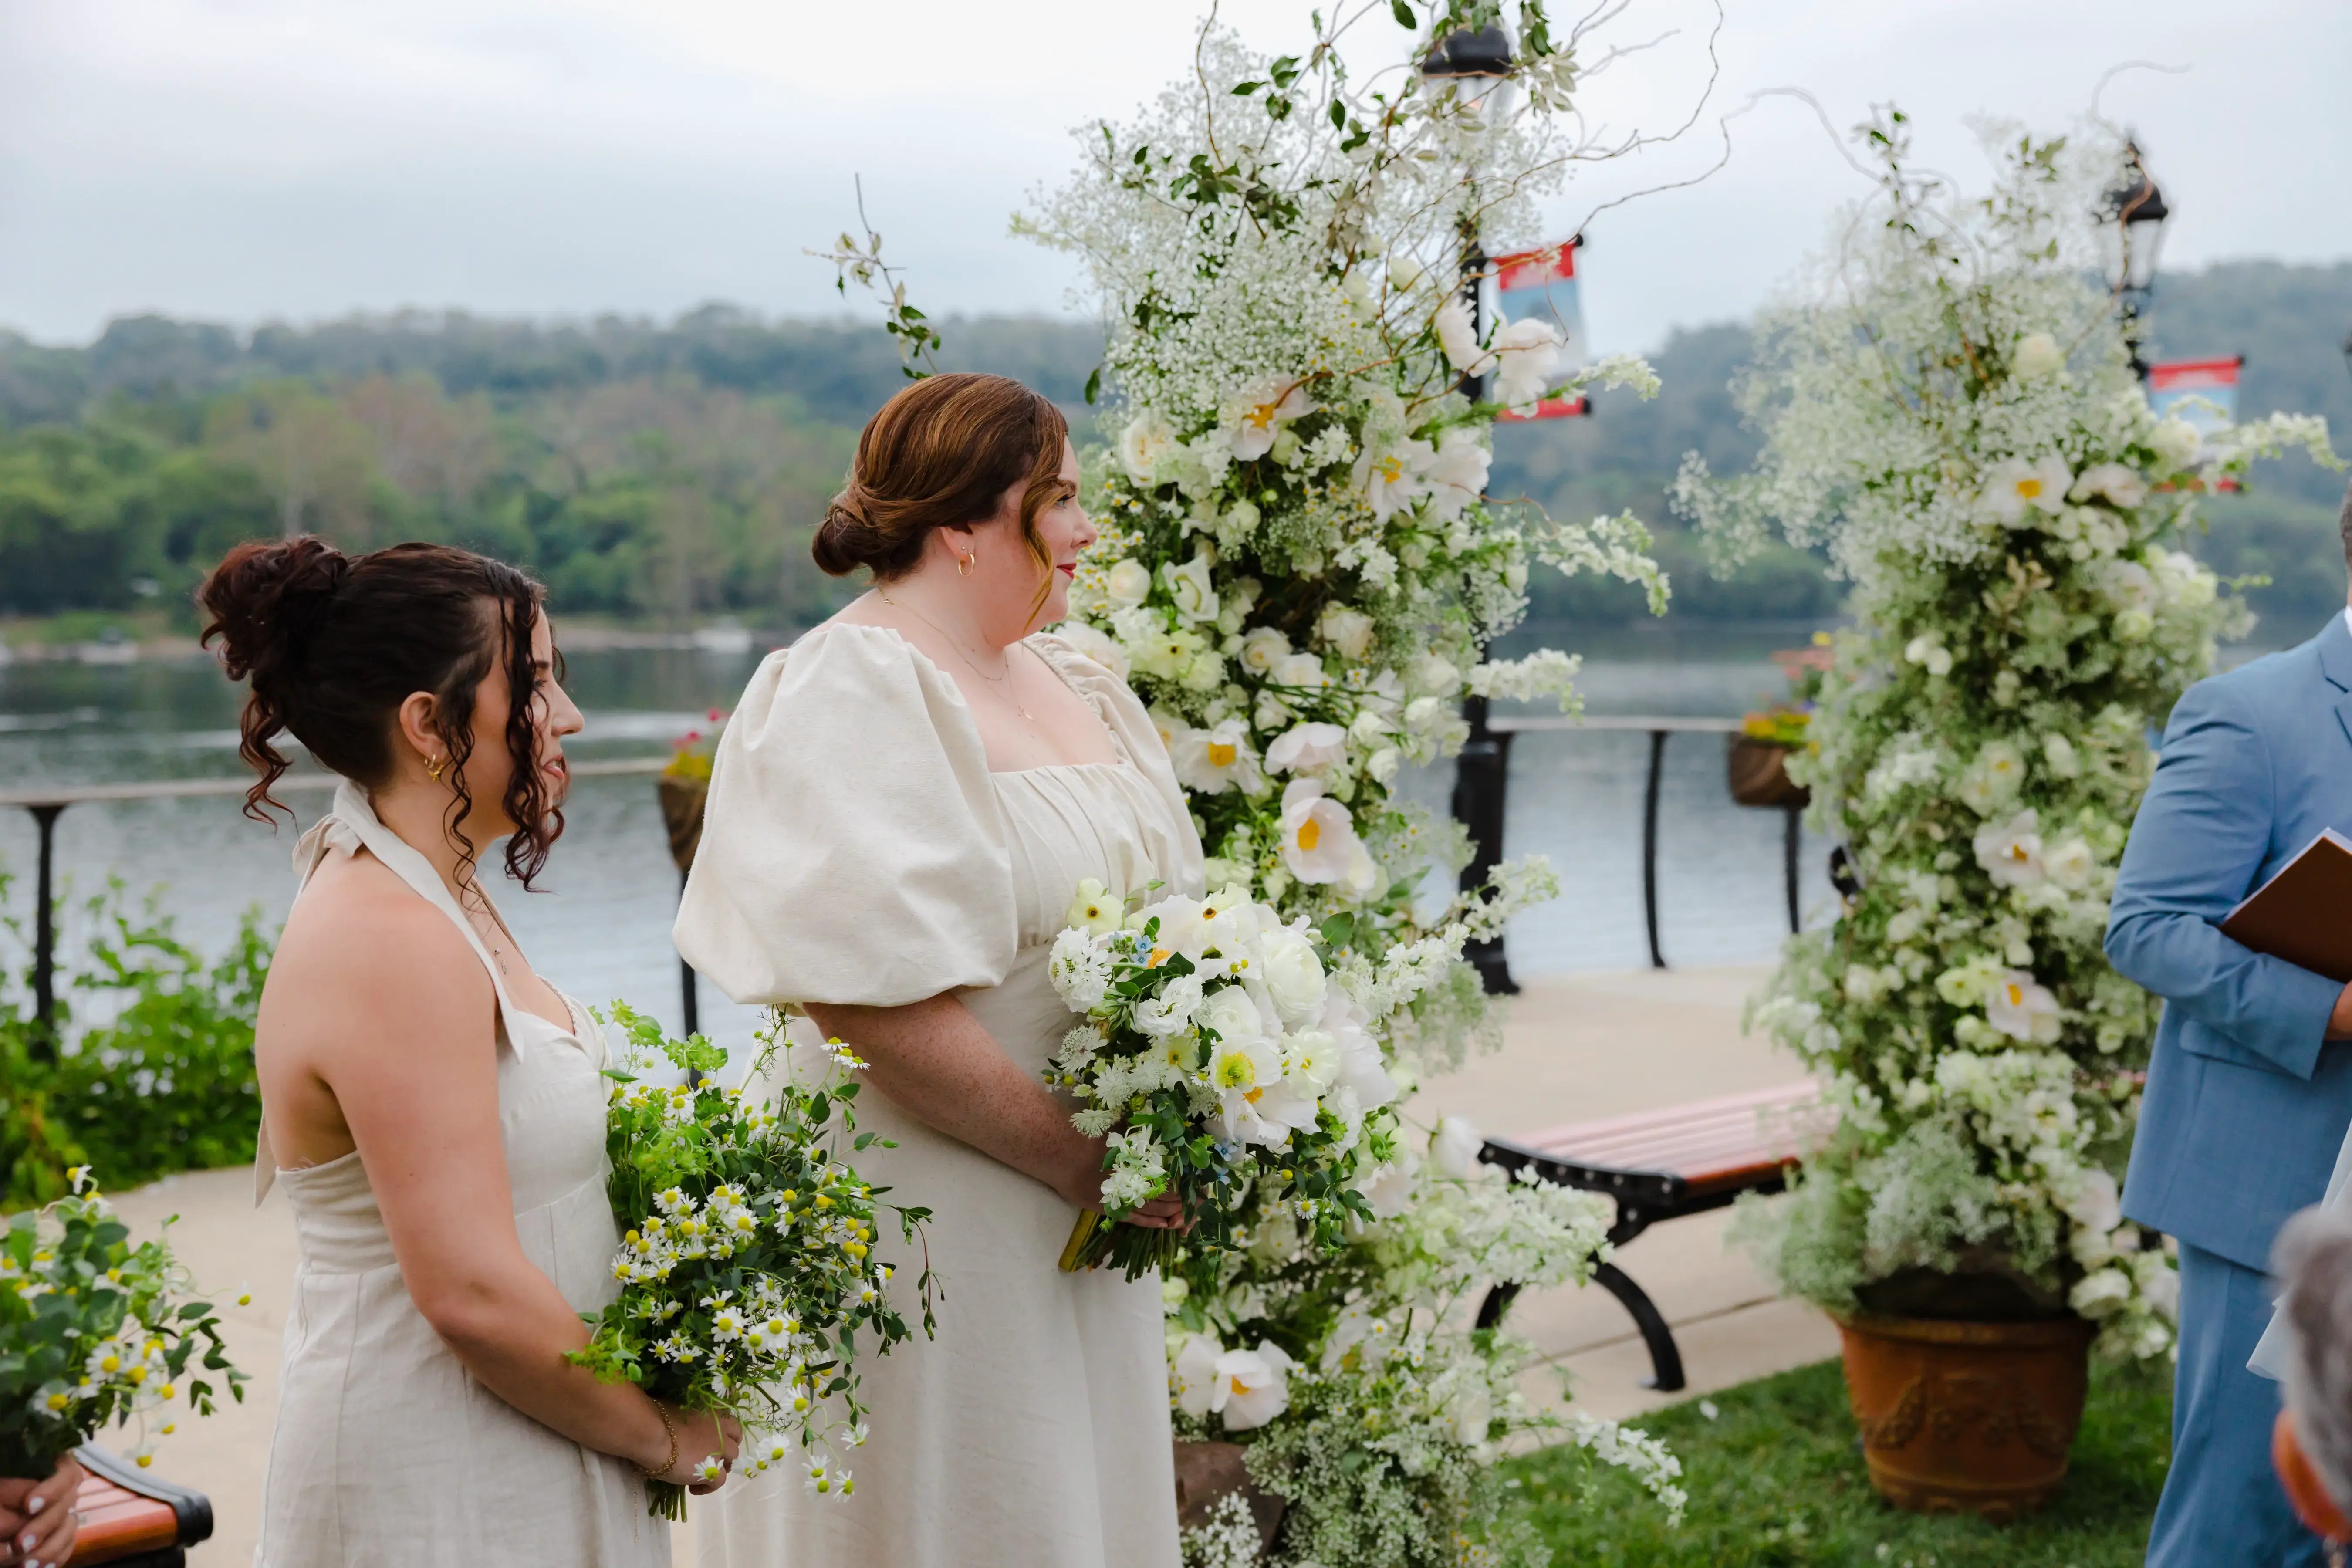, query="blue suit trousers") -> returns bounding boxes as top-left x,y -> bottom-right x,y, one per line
2147,1242 -> 2325,1568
